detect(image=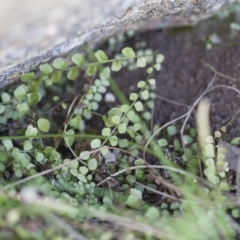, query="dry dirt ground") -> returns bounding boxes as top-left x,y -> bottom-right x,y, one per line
112,12 -> 240,140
